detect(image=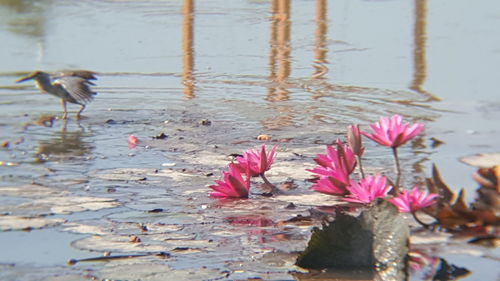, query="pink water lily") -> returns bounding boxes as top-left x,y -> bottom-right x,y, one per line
235,144 -> 278,177
313,140 -> 356,173
388,185 -> 438,212
361,115 -> 424,148
309,140 -> 356,194
209,163 -> 251,198
311,175 -> 348,195
347,124 -> 365,157
343,175 -> 393,204
128,135 -> 138,149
